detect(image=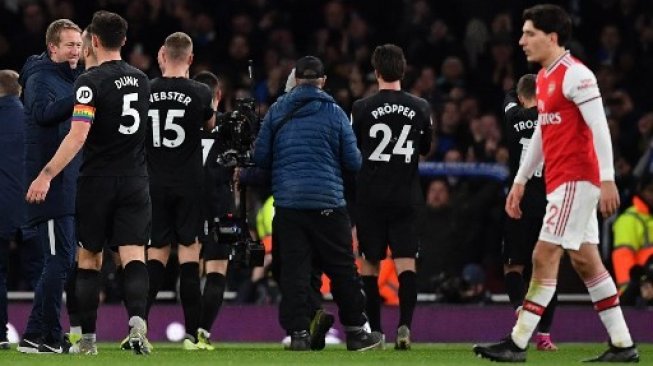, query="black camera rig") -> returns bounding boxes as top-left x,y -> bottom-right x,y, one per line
209,96 -> 264,268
